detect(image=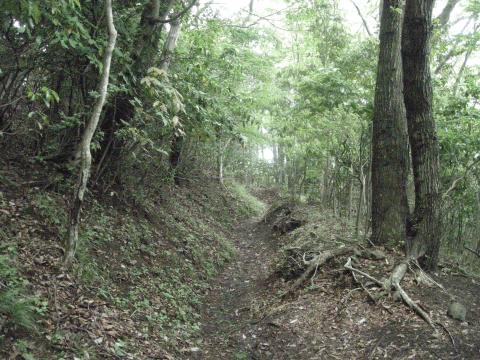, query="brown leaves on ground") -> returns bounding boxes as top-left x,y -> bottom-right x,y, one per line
190,203 -> 480,360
